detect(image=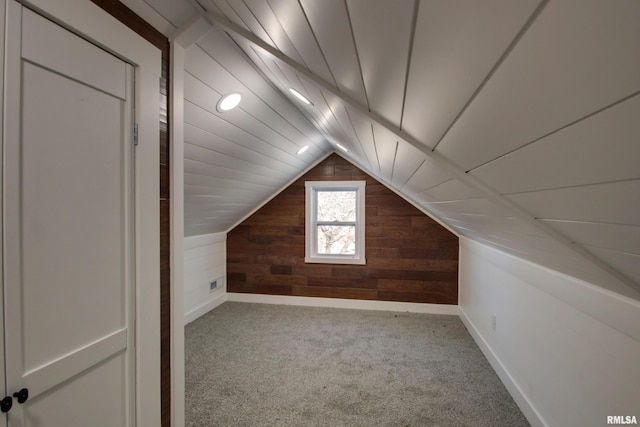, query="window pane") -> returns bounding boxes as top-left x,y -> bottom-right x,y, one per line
317,190 -> 356,222
317,225 -> 355,255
